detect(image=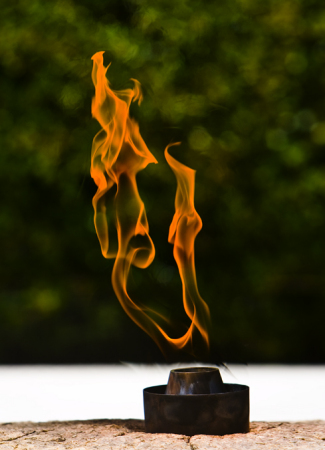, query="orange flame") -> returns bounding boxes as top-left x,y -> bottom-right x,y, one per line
91,51 -> 210,357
